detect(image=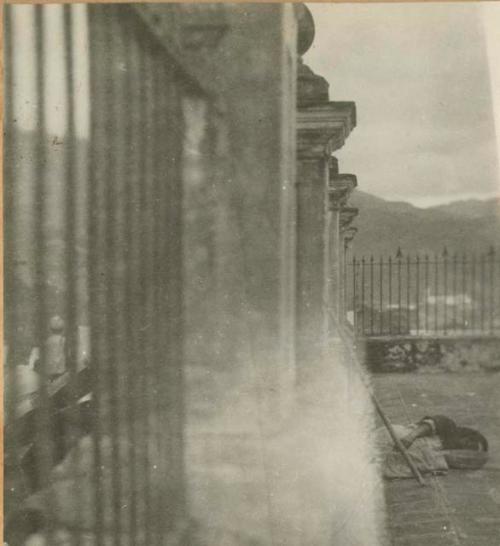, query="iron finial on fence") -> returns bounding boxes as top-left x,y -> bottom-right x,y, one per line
396,247 -> 403,260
